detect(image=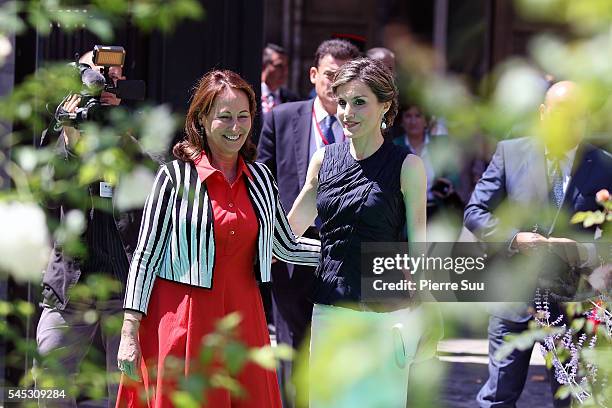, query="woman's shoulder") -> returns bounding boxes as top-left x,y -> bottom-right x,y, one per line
400,153 -> 426,179
156,159 -> 195,185
247,160 -> 274,179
